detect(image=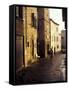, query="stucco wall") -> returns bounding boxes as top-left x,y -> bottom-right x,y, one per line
50,19 -> 61,53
